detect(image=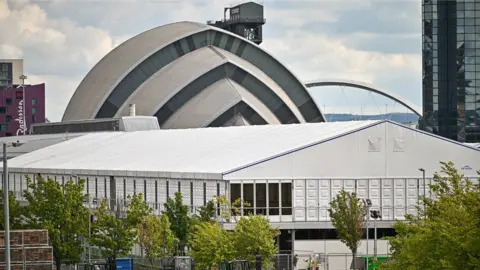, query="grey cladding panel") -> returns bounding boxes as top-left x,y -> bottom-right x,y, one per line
179,38 -> 190,53
155,62 -> 298,125
208,101 -> 267,127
